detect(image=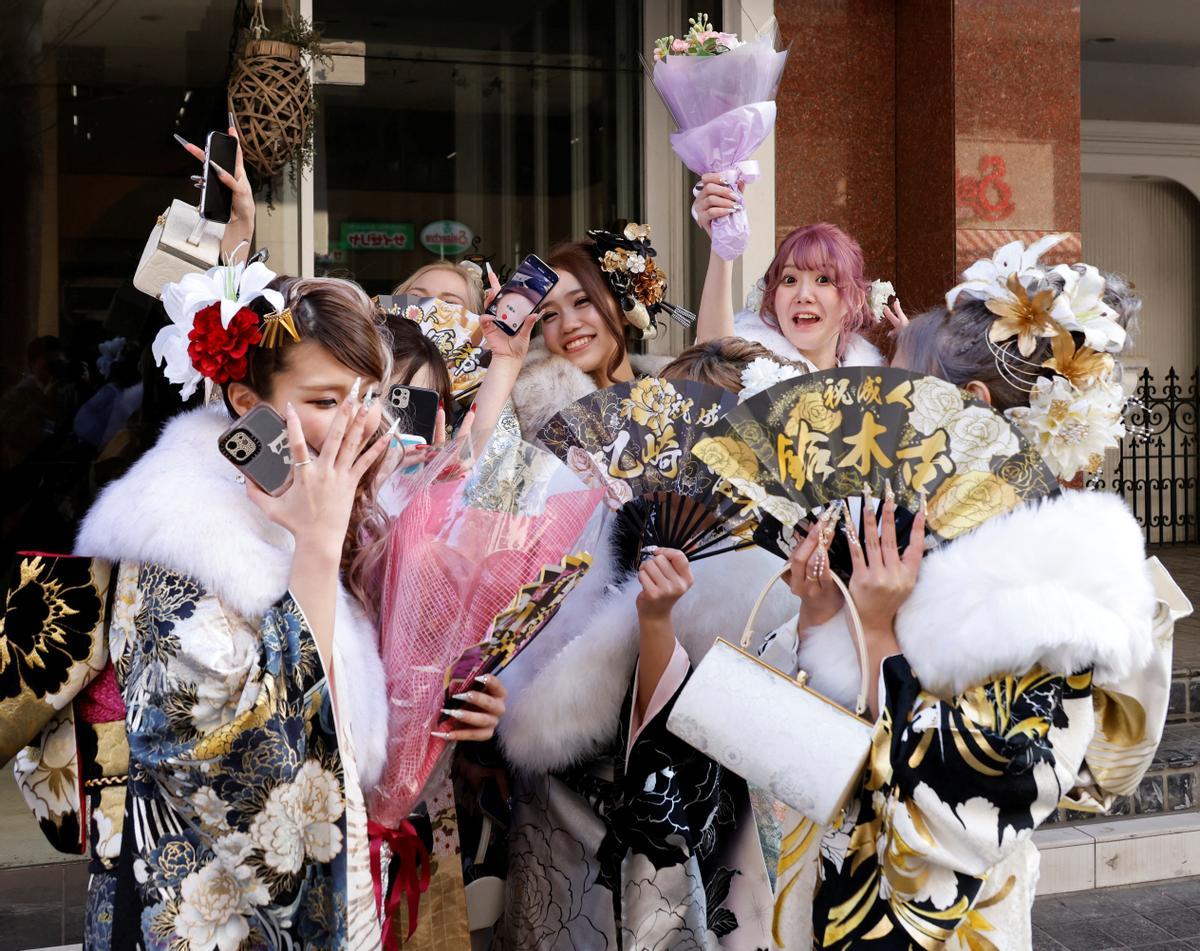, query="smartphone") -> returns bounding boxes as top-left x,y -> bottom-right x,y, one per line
201,131 -> 238,224
388,383 -> 440,443
217,403 -> 294,496
485,254 -> 559,336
